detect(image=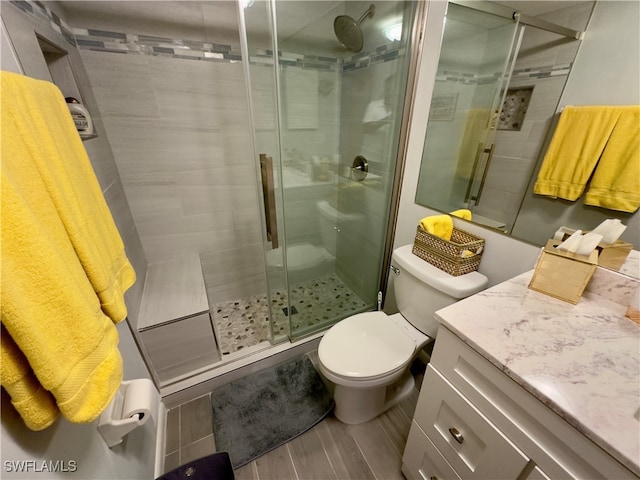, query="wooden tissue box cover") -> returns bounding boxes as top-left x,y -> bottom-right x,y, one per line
528,240 -> 598,304
597,239 -> 633,271
559,228 -> 633,271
